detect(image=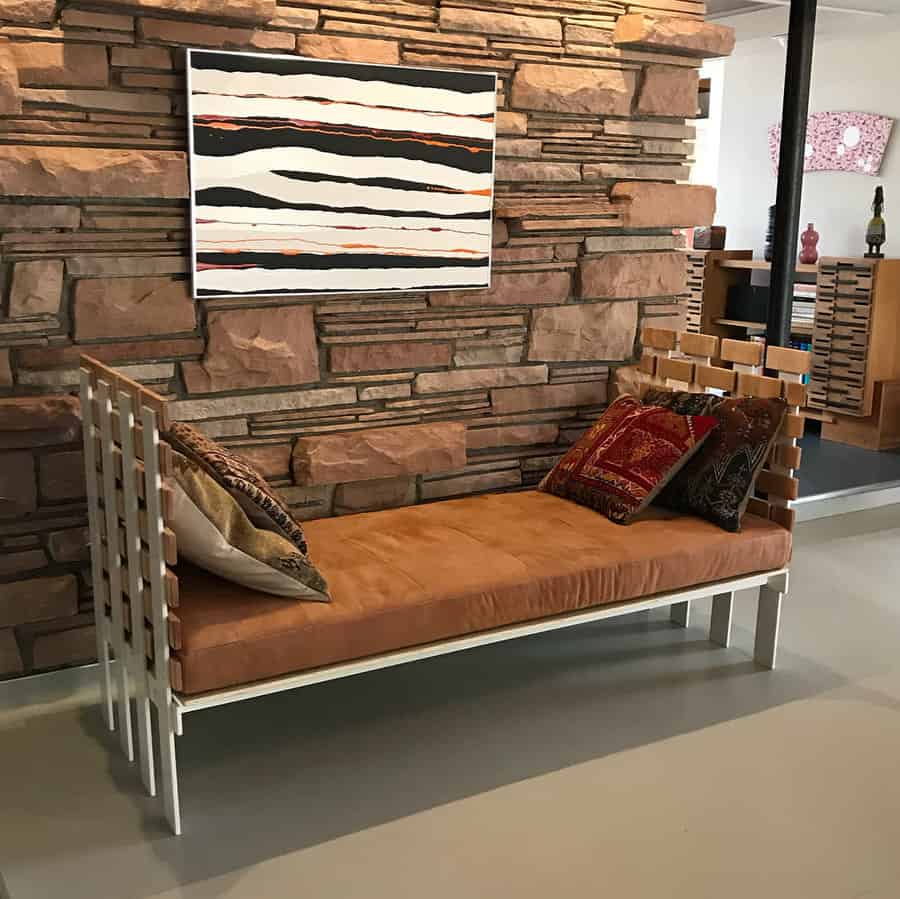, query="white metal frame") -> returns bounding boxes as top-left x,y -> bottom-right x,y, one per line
80,330 -> 799,836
